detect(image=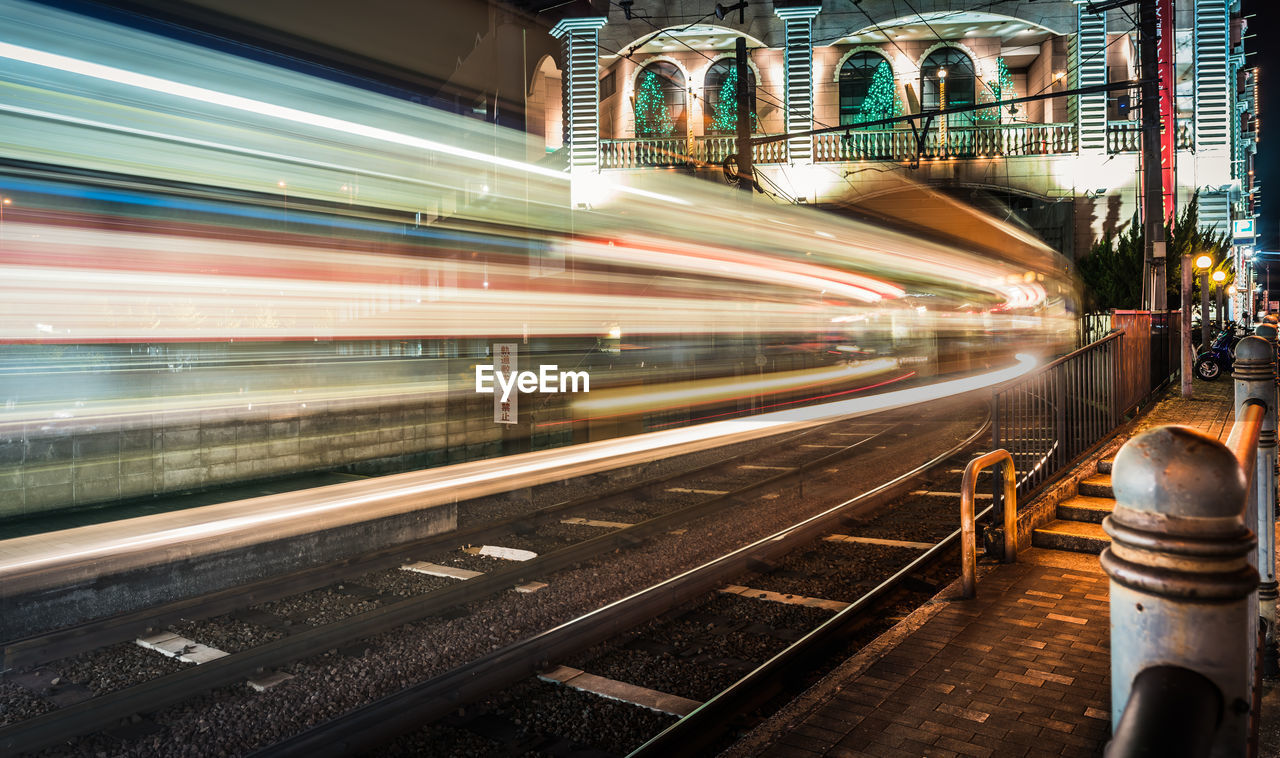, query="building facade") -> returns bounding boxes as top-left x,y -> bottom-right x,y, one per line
530,0 -> 1255,263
